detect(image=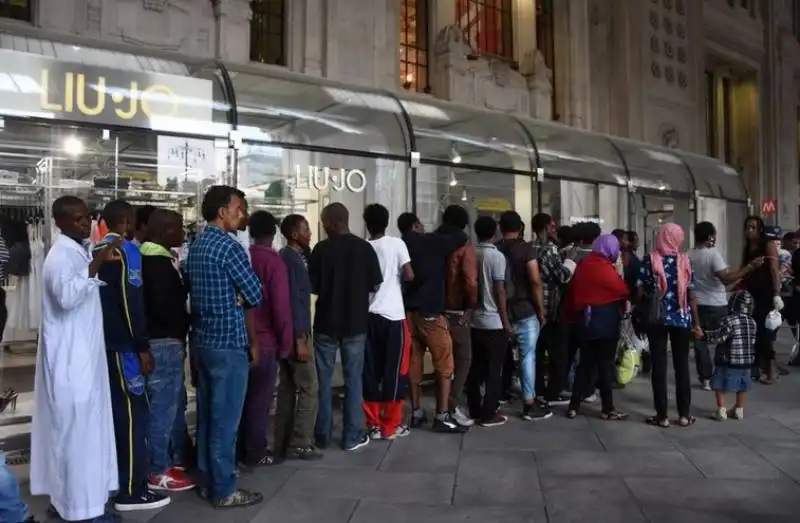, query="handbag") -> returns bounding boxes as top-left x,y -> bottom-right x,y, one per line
634,292 -> 663,331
